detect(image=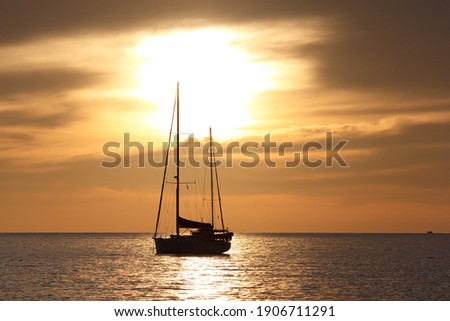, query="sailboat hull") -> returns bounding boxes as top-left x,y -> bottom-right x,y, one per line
154,236 -> 231,255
